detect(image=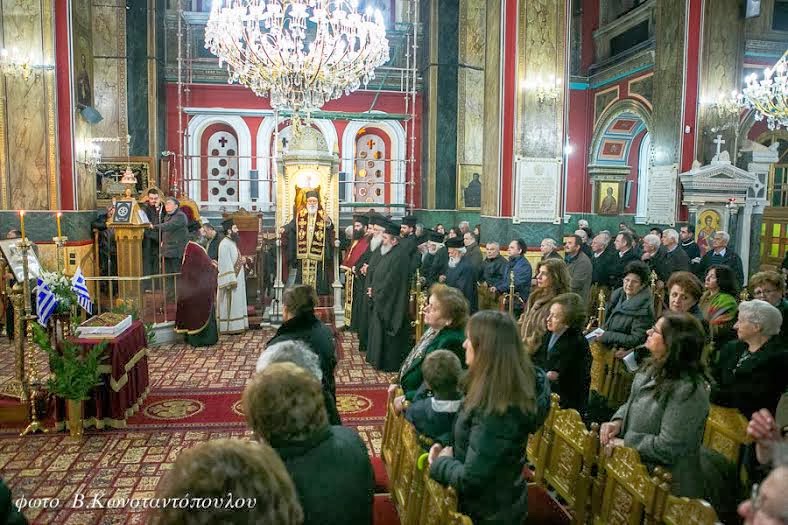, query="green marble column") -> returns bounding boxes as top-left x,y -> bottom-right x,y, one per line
421,0 -> 459,209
